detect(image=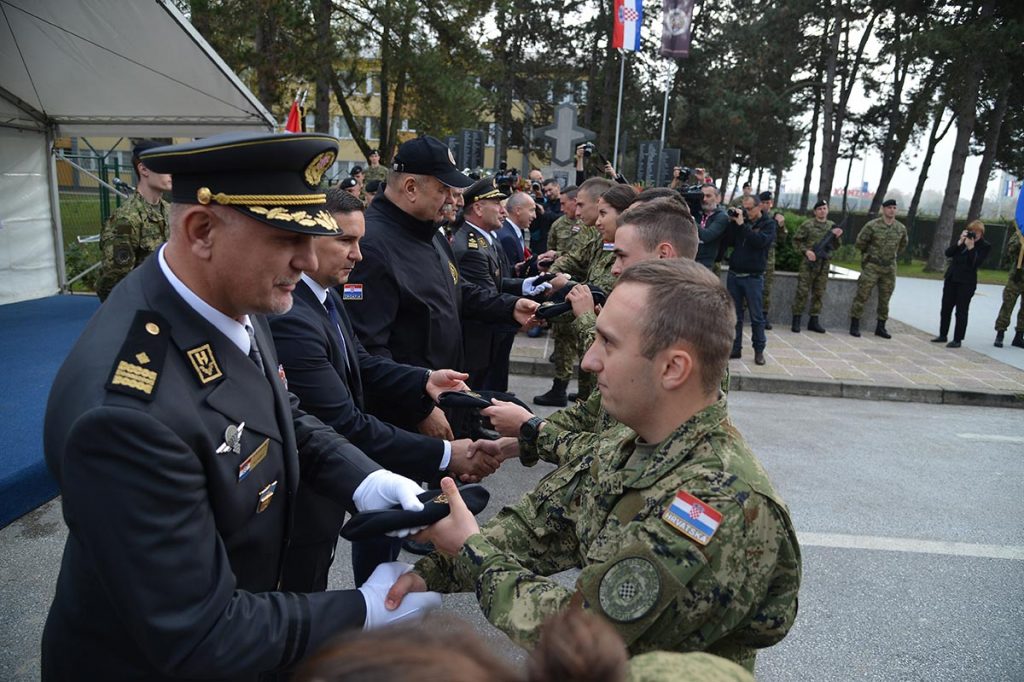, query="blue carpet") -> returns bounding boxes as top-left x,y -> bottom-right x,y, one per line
0,294 -> 100,528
